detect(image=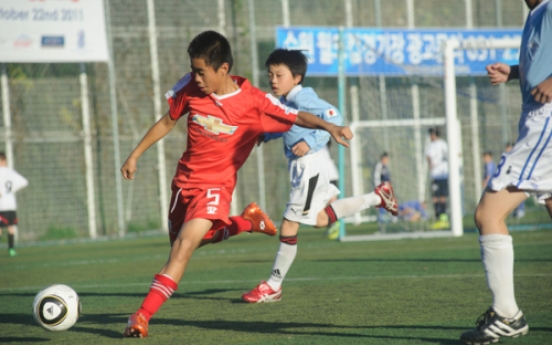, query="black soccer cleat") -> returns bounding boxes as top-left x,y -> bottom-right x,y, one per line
460,307 -> 529,345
